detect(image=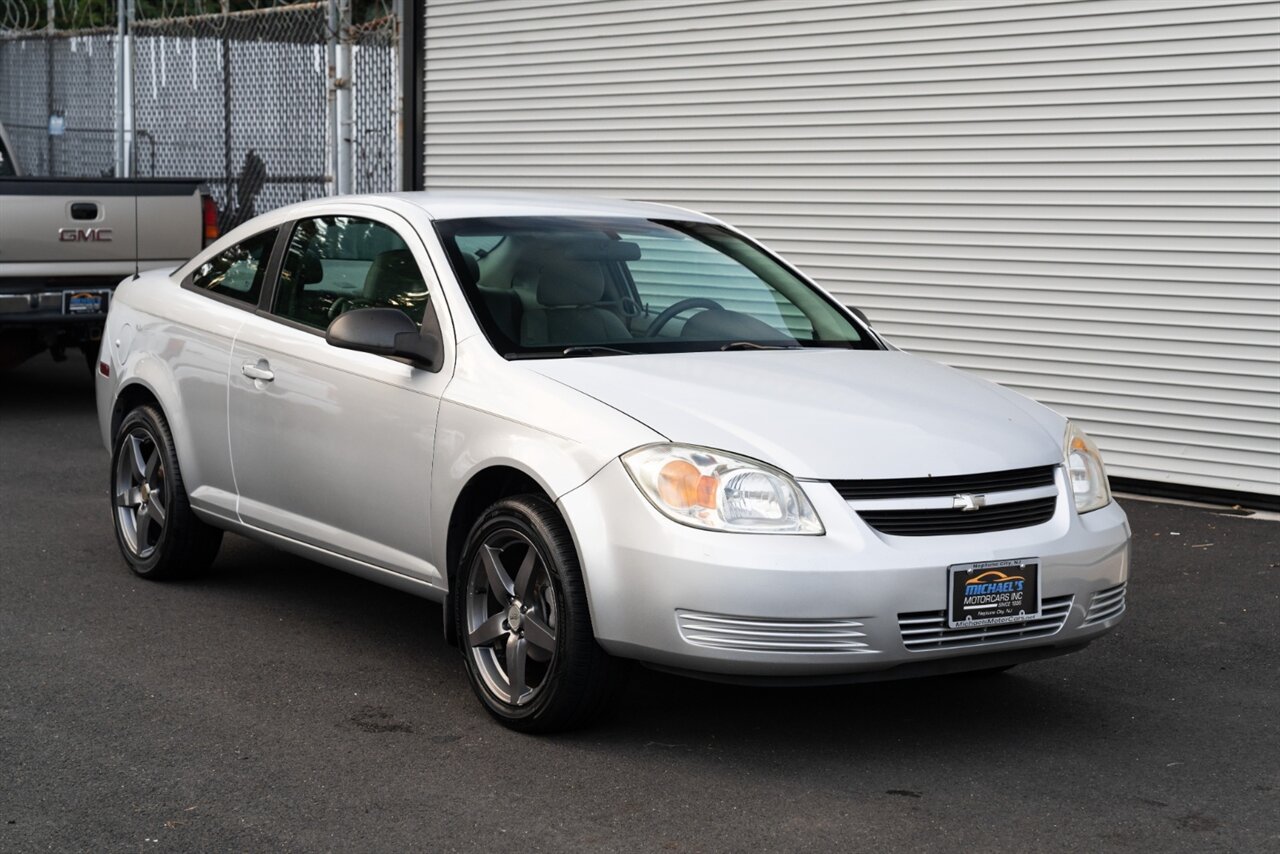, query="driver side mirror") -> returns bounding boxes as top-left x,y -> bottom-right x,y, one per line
326,307 -> 441,369
849,306 -> 872,327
